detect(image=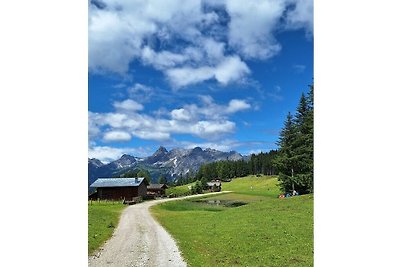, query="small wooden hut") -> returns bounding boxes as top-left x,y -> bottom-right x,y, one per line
89,177 -> 149,200
147,184 -> 168,197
